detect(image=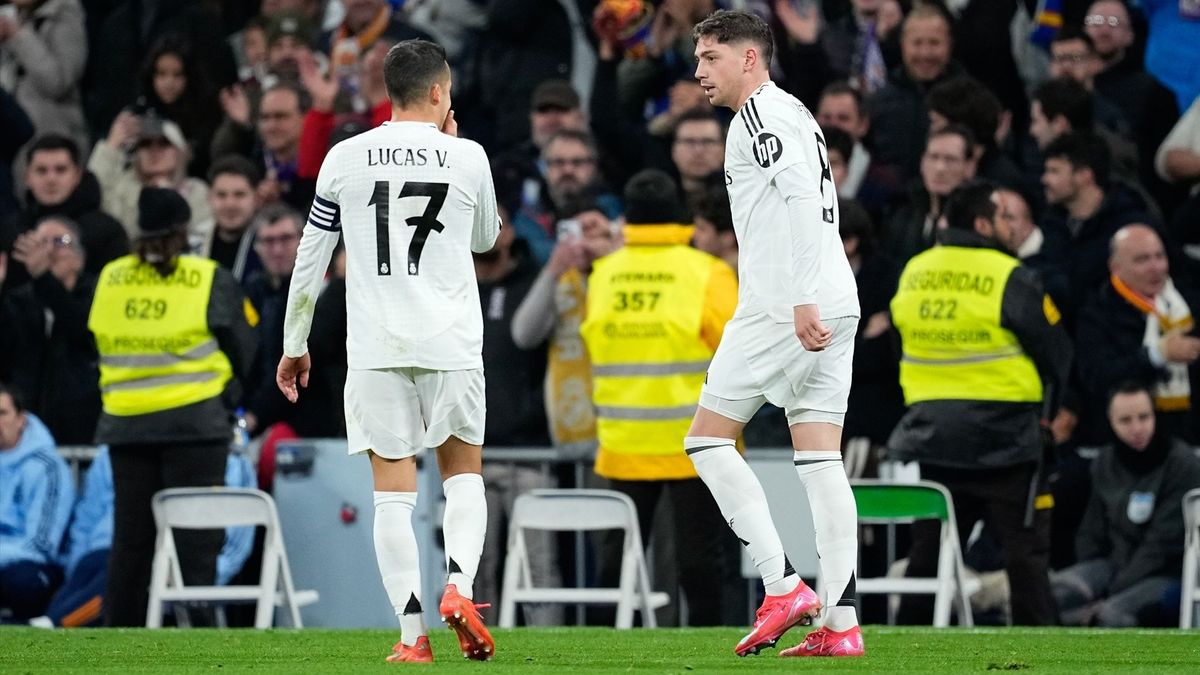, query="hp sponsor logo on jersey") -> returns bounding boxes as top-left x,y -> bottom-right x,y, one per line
752,132 -> 783,168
